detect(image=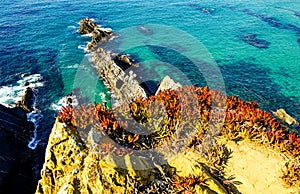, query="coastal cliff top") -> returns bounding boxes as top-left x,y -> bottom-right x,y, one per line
36,85 -> 300,194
